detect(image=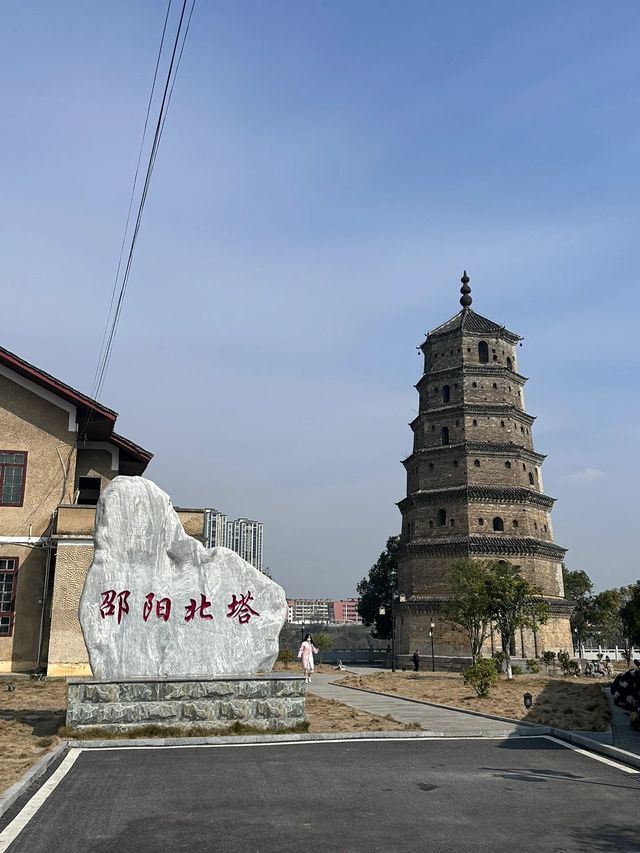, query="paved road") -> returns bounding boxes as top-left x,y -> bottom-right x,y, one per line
307,673 -> 534,736
1,737 -> 639,852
